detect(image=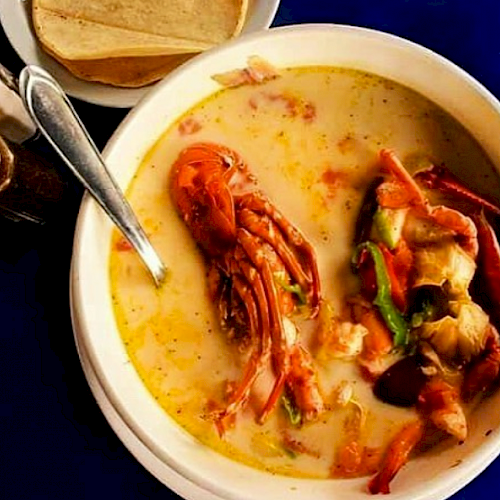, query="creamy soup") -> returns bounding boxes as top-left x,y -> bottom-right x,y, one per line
109,66 -> 500,480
